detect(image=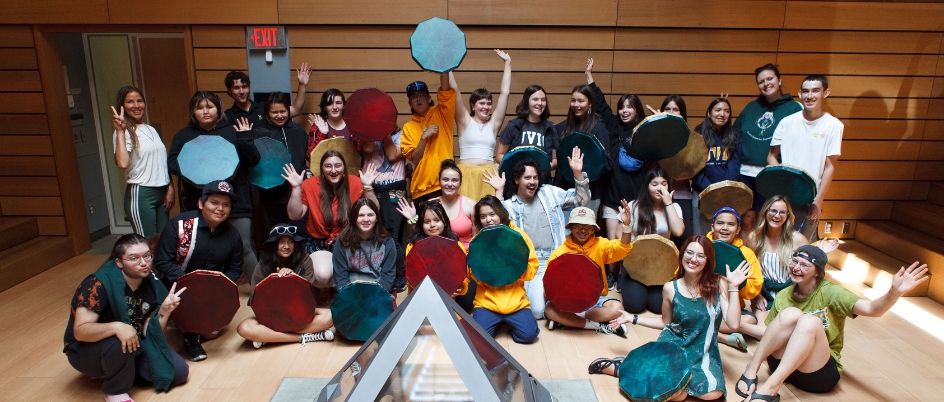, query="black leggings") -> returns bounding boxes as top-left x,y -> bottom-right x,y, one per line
619,267 -> 663,314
